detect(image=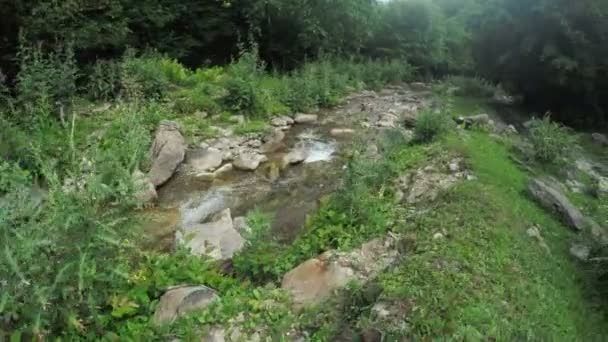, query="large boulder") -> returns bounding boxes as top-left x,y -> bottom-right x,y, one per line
153,285 -> 219,325
234,153 -> 268,171
188,148 -> 223,173
528,178 -> 586,231
177,209 -> 245,260
149,121 -> 186,187
282,237 -> 399,307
